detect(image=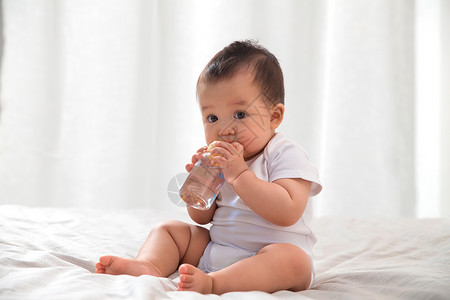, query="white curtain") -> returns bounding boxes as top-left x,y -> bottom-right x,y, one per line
0,0 -> 448,218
